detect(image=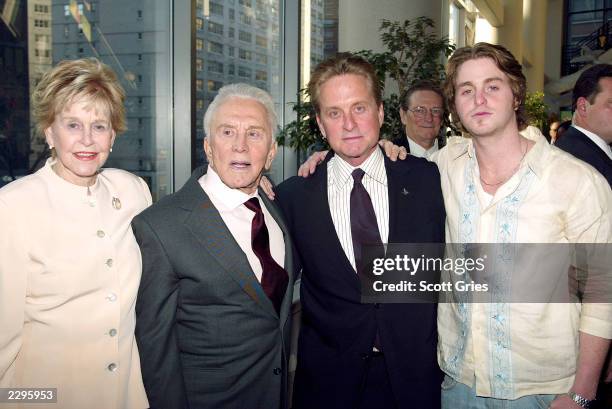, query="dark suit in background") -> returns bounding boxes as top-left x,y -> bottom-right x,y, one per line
276,152 -> 445,409
555,126 -> 612,187
133,166 -> 295,409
